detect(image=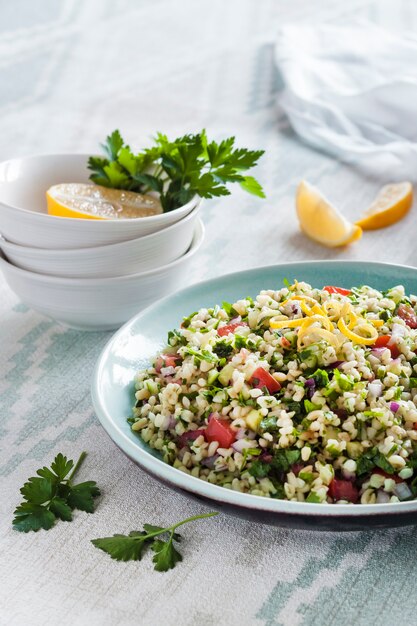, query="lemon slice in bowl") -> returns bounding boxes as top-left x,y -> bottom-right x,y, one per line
46,183 -> 162,220
355,182 -> 413,230
296,180 -> 362,247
